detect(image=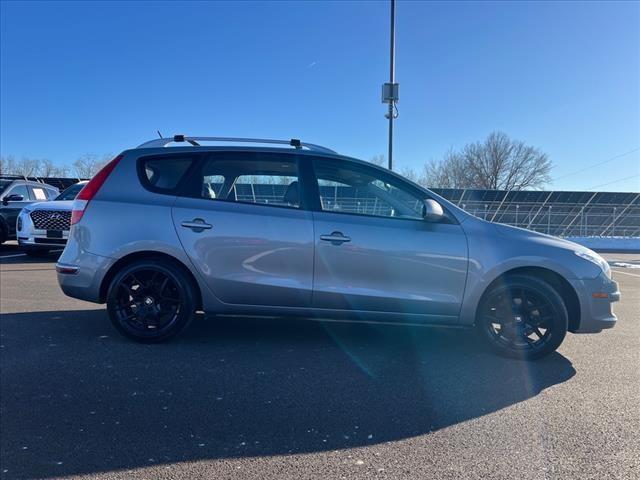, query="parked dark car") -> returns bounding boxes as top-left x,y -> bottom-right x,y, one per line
0,176 -> 59,244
